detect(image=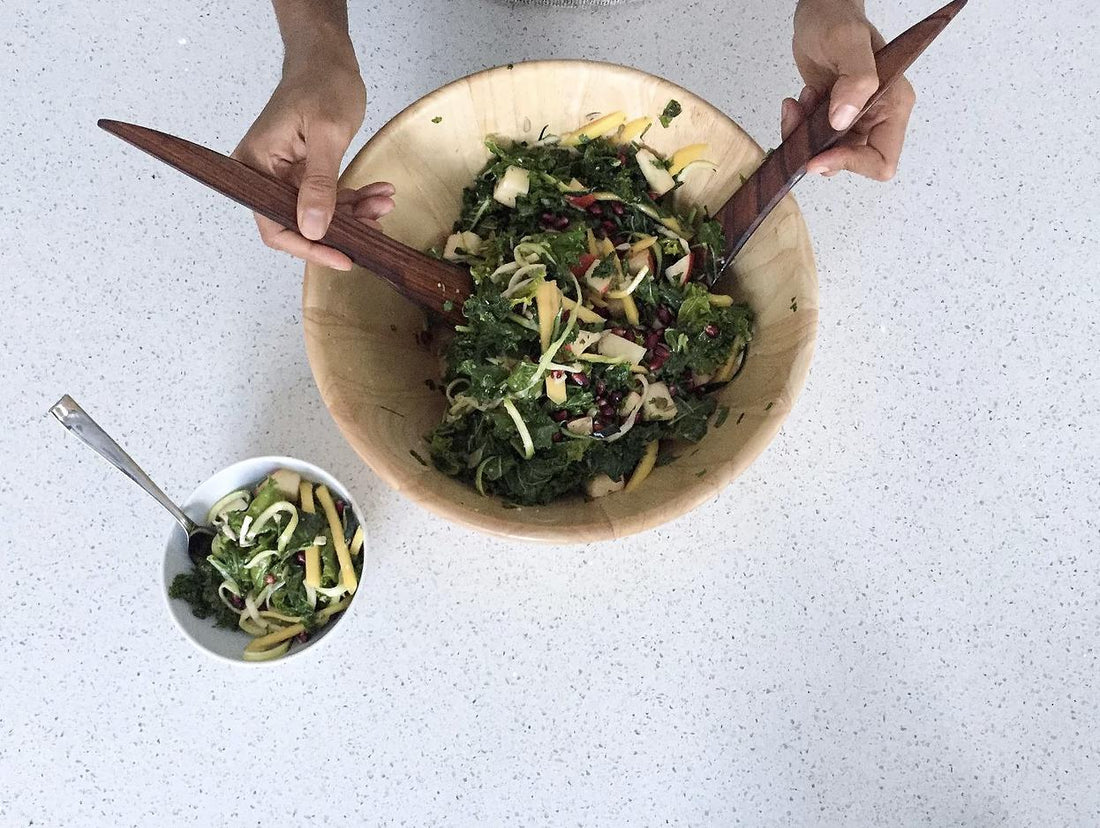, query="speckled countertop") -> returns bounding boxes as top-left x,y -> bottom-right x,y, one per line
2,1 -> 1098,825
